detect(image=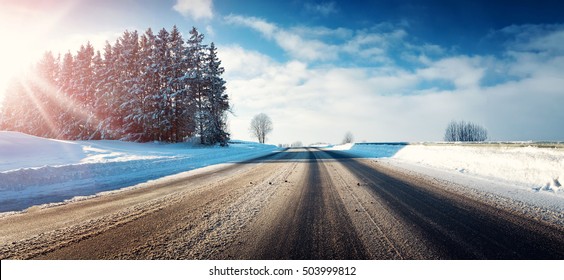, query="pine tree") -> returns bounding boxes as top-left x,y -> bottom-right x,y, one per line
0,52 -> 60,137
138,28 -> 158,141
186,27 -> 207,144
168,25 -> 188,142
117,30 -> 143,141
154,28 -> 173,141
35,51 -> 61,138
57,51 -> 78,139
95,41 -> 119,139
73,43 -> 96,139
202,42 -> 230,145
88,50 -> 104,140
